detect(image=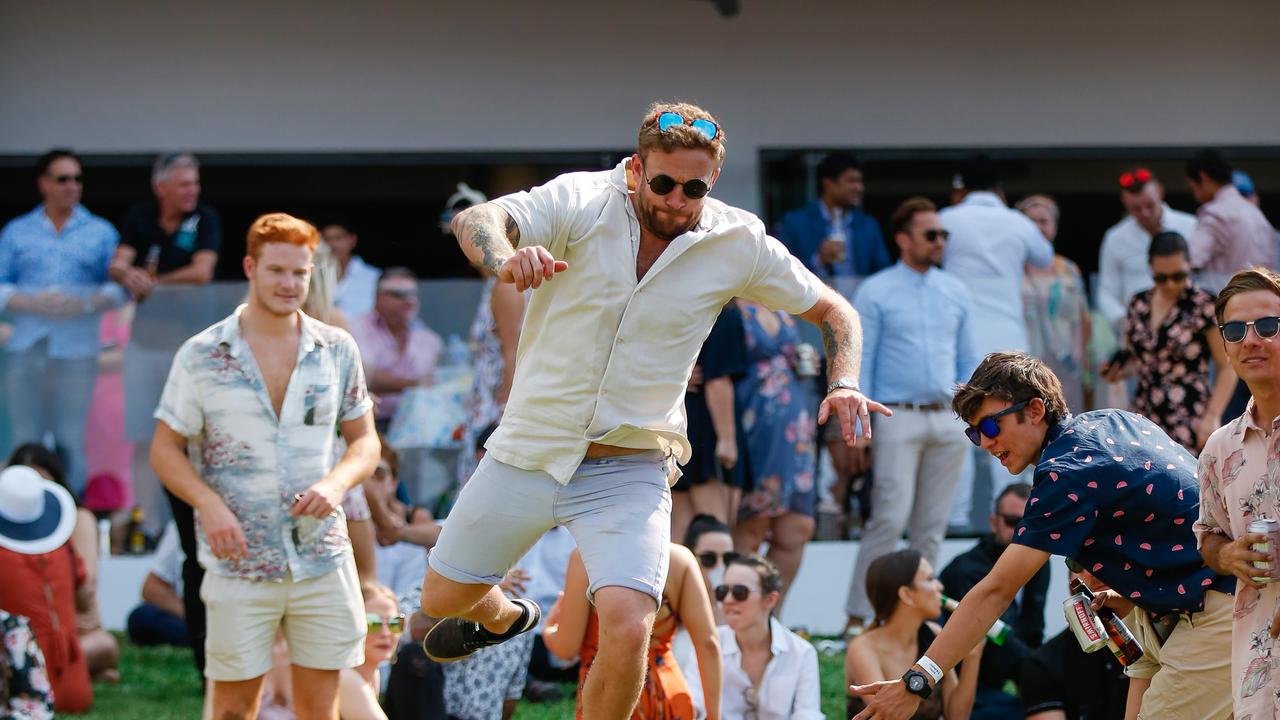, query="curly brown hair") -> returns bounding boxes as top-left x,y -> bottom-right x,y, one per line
636,101 -> 725,165
1214,267 -> 1280,324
